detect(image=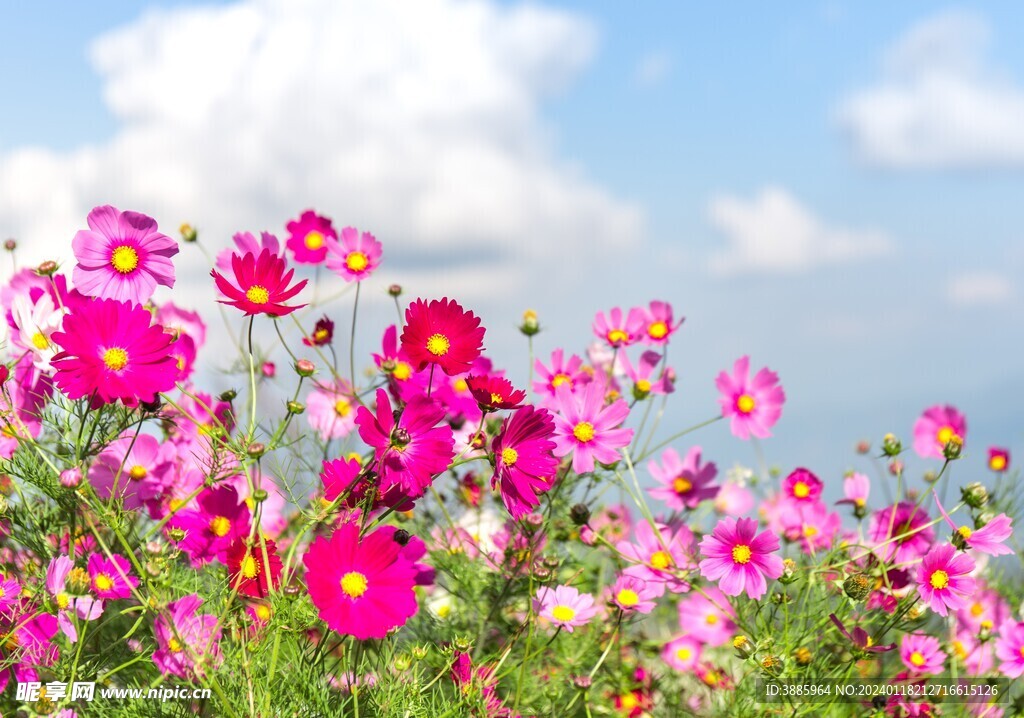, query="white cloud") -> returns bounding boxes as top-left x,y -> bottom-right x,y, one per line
0,0 -> 642,297
837,11 -> 1024,168
634,51 -> 671,87
948,272 -> 1014,306
707,186 -> 892,276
